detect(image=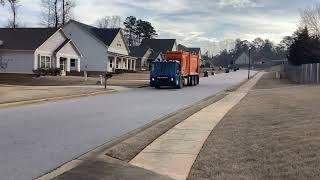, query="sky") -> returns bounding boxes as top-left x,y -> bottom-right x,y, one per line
0,0 -> 319,54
